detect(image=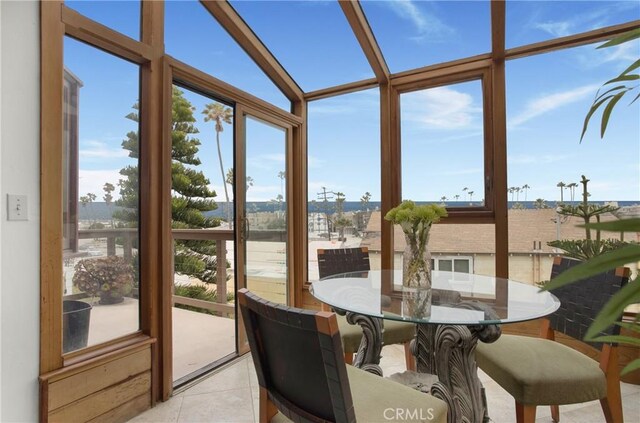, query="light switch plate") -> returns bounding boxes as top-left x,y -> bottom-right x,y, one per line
7,194 -> 28,221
